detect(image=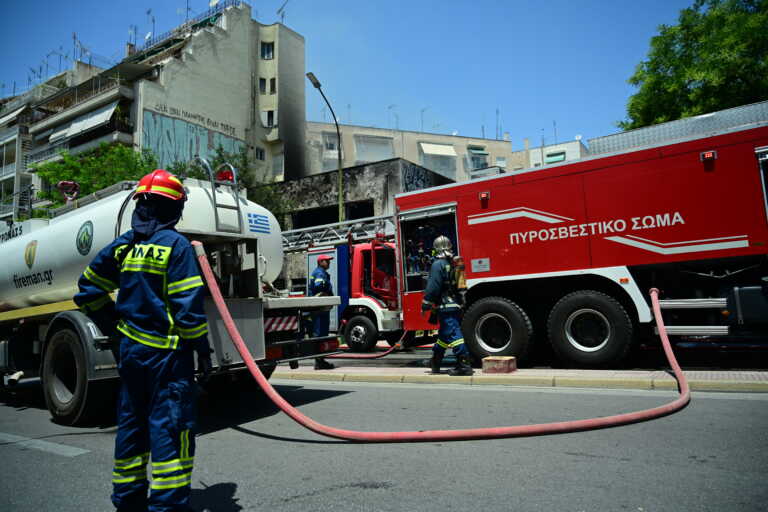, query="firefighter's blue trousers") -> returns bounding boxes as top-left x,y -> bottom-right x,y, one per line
112,337 -> 197,512
433,309 -> 469,358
